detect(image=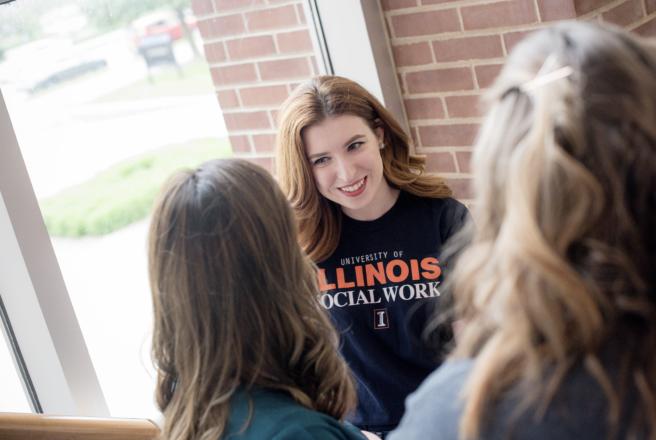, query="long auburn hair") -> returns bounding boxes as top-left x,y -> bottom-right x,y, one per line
149,159 -> 356,440
276,75 -> 452,262
446,22 -> 656,439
